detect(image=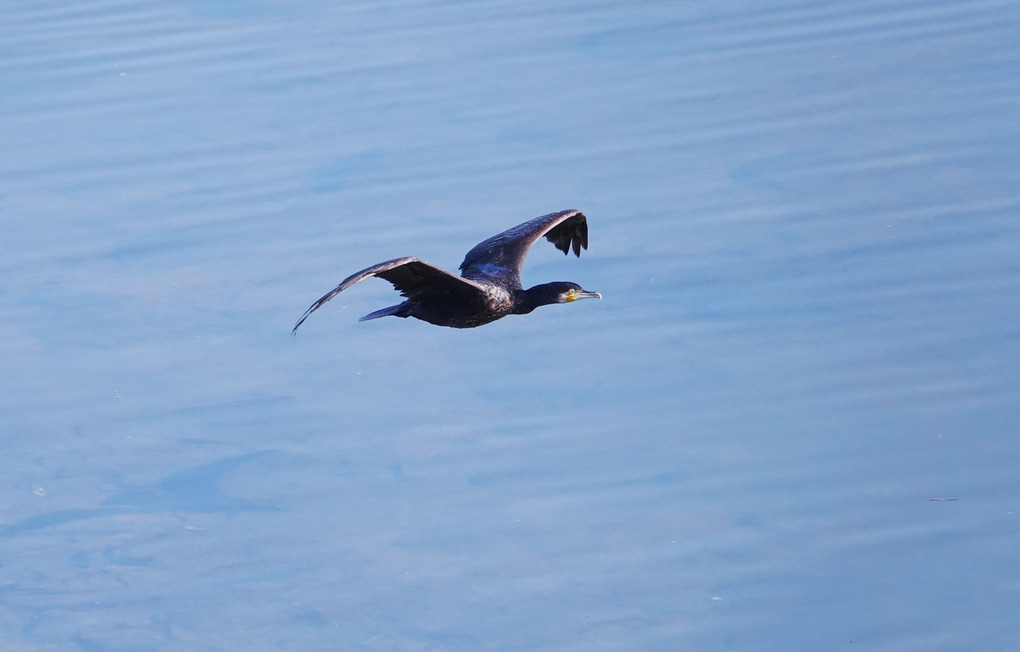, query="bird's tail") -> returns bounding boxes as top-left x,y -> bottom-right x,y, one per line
359,304 -> 407,322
